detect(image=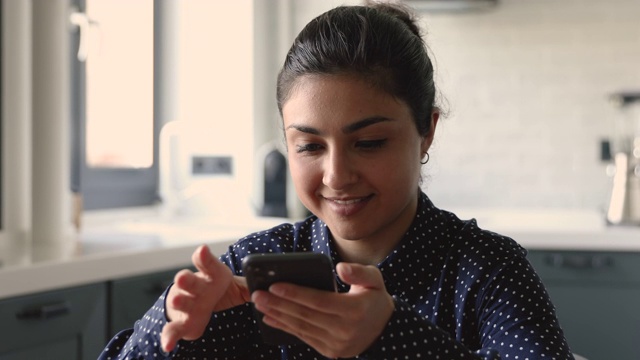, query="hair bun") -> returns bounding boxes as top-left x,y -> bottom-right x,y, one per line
367,1 -> 423,38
